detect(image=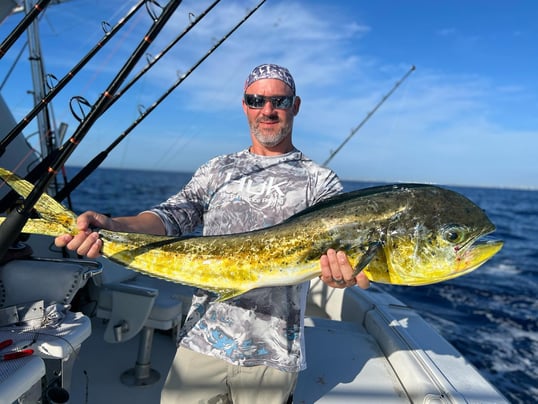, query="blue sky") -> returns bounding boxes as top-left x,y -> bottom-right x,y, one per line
1,0 -> 537,188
